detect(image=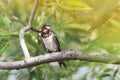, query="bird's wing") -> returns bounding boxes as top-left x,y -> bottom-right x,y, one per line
52,34 -> 61,51
38,33 -> 45,47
